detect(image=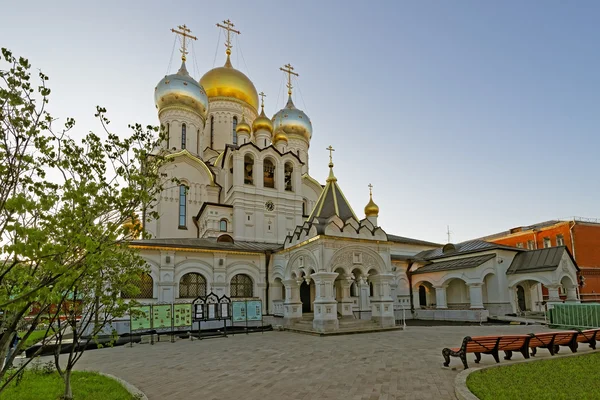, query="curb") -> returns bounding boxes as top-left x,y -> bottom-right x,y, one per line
99,372 -> 148,400
453,350 -> 597,400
